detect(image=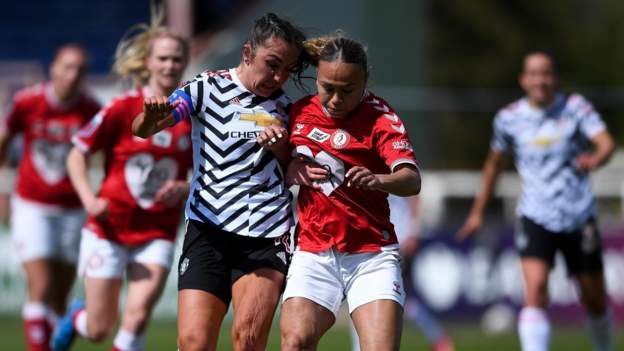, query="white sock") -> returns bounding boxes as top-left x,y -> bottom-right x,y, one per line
586,310 -> 613,351
113,329 -> 146,351
22,301 -> 48,321
73,309 -> 89,338
518,307 -> 550,351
